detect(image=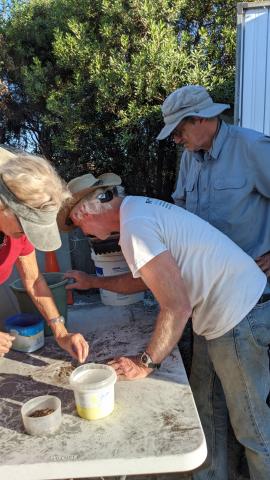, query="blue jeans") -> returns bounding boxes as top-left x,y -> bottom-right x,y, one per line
190,300 -> 270,480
